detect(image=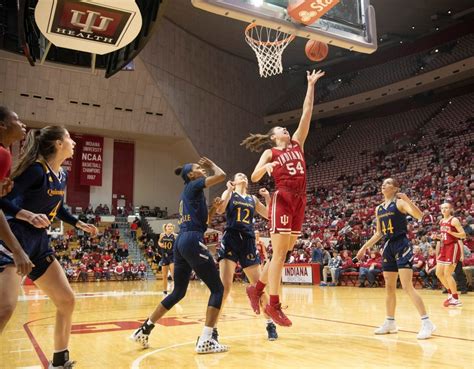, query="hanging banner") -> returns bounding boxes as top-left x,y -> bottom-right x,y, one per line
34,0 -> 143,55
80,136 -> 103,186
